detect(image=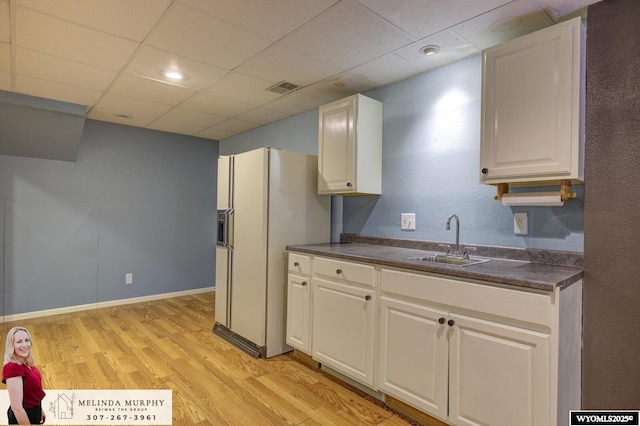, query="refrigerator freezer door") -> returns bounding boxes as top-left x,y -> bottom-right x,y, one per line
215,156 -> 233,328
217,156 -> 231,209
215,246 -> 230,327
